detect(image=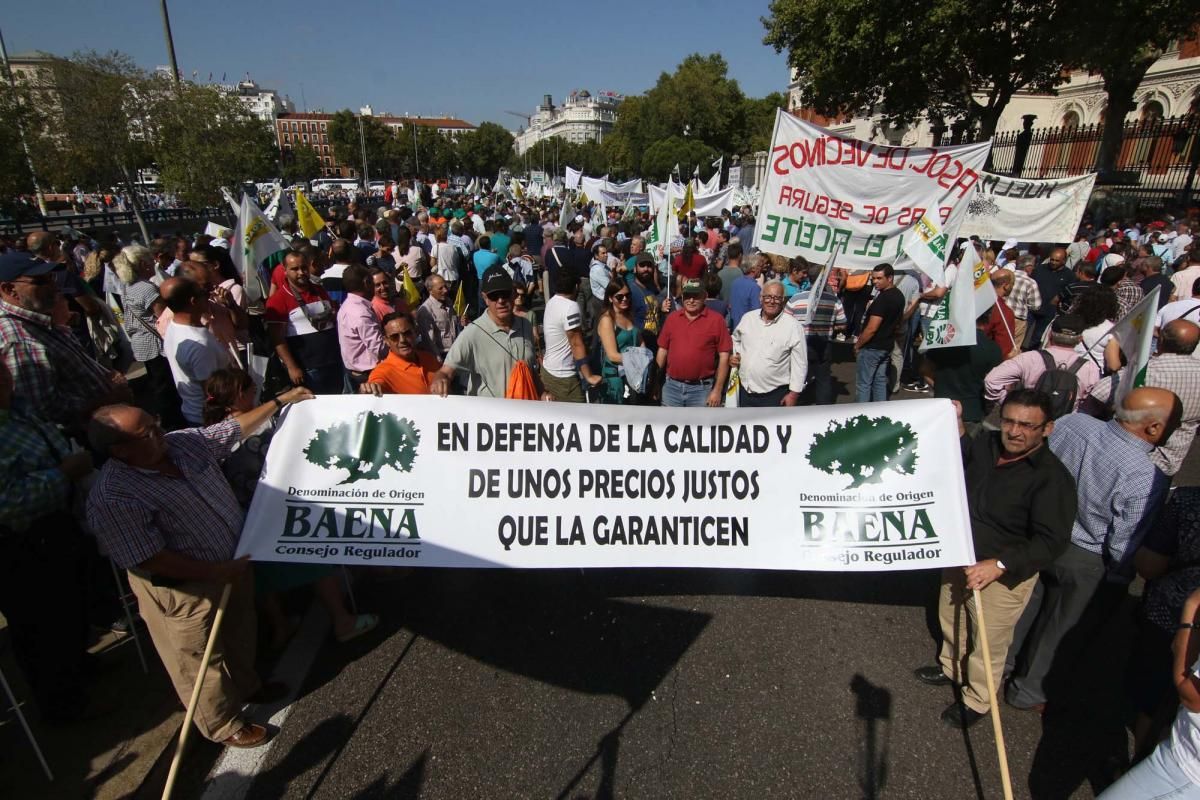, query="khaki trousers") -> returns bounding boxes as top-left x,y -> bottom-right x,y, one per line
1012,317 -> 1028,352
128,569 -> 260,742
937,567 -> 1037,713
